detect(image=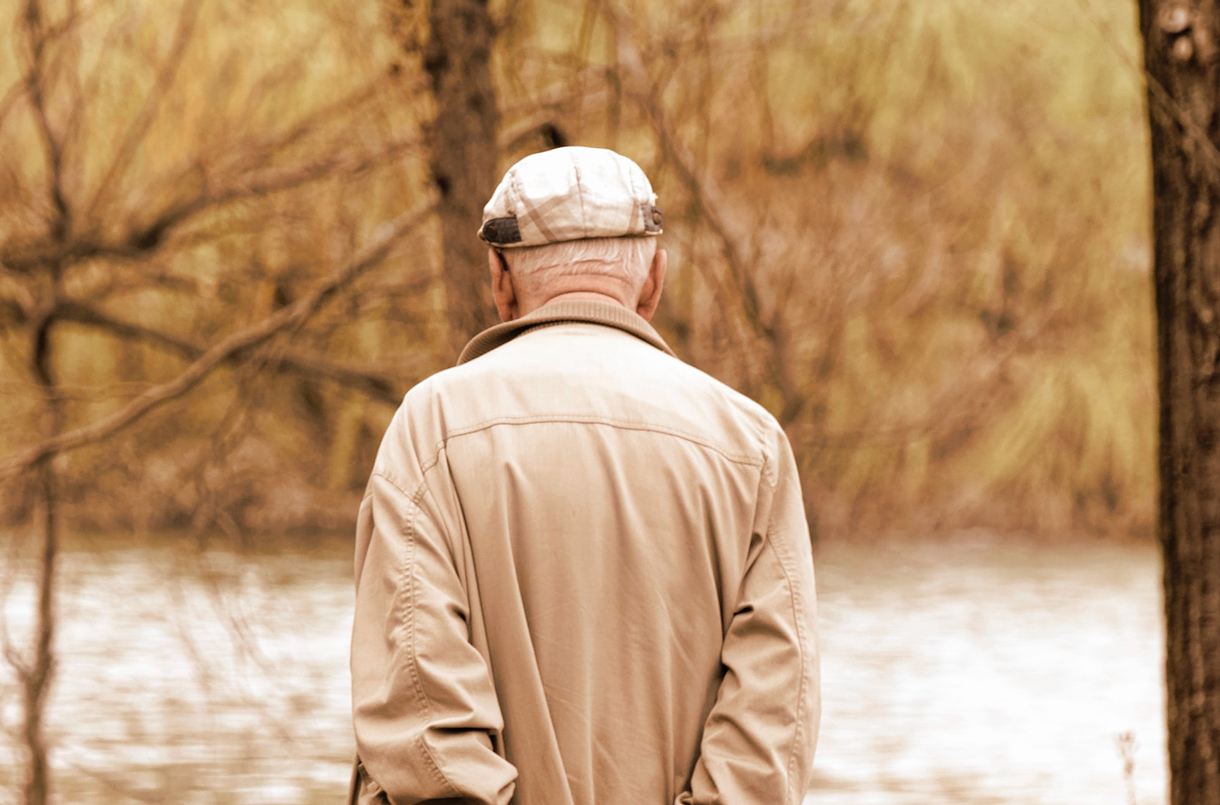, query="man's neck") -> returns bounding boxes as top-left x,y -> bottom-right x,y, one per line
541,291 -> 626,307
515,291 -> 629,319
